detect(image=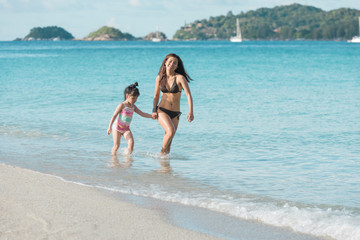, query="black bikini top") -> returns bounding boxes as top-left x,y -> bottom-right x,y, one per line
160,78 -> 181,93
